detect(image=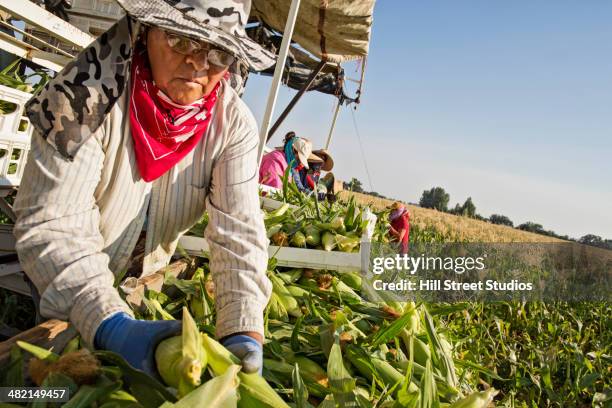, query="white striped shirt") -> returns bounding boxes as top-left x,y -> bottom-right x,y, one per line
13,79 -> 271,345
